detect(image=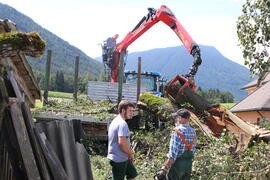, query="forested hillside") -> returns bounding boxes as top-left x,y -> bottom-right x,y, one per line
0,2 -> 253,99
125,45 -> 253,101
0,3 -> 103,92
